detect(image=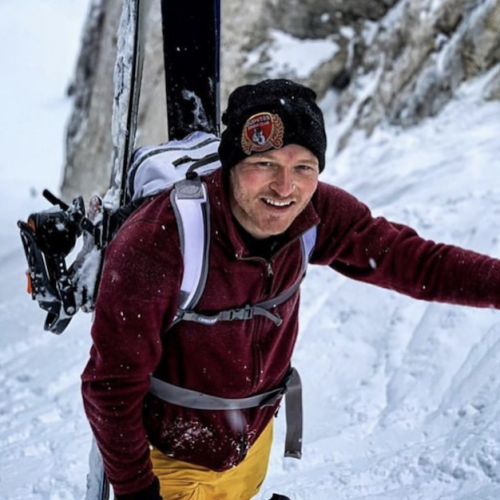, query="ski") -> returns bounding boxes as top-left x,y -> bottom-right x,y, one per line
85,1 -> 150,498
108,0 -> 150,208
85,438 -> 110,500
161,0 -> 221,139
86,2 -> 221,497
